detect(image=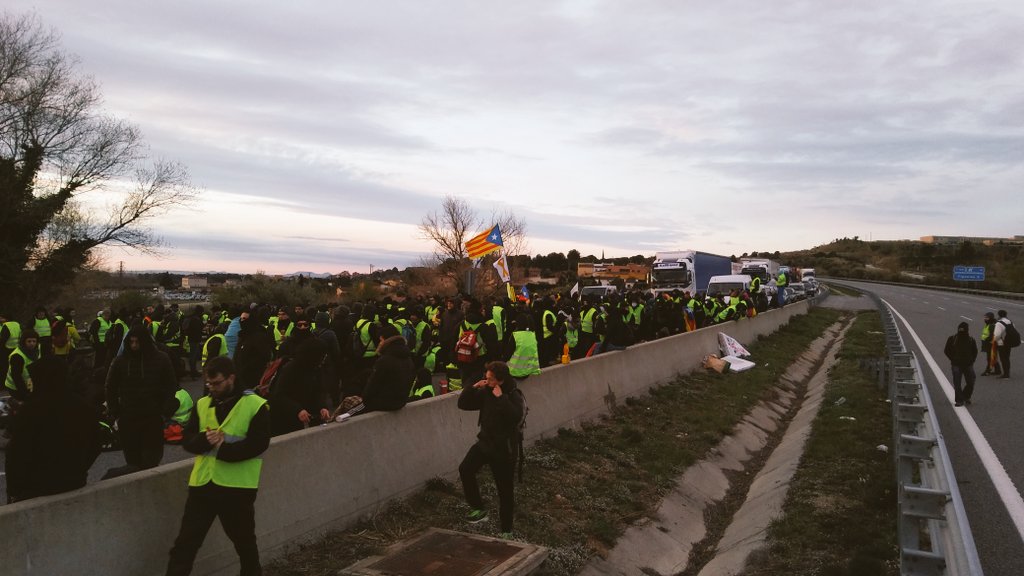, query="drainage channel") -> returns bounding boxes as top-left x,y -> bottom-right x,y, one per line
581,318 -> 853,576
